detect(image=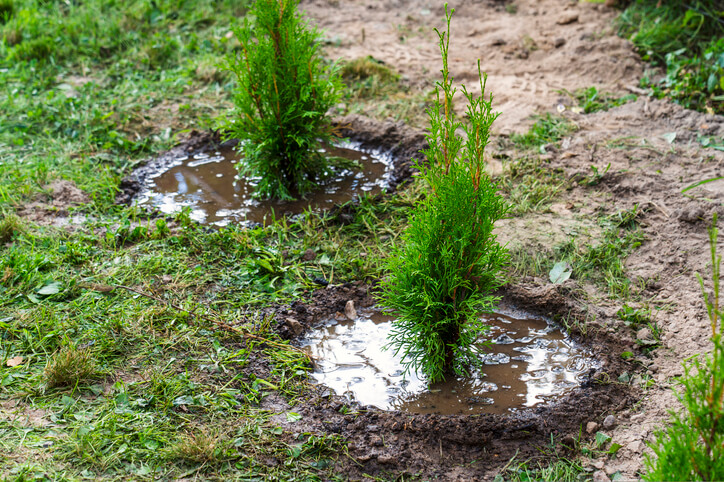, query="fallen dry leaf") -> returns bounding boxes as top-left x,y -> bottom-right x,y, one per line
6,356 -> 23,367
